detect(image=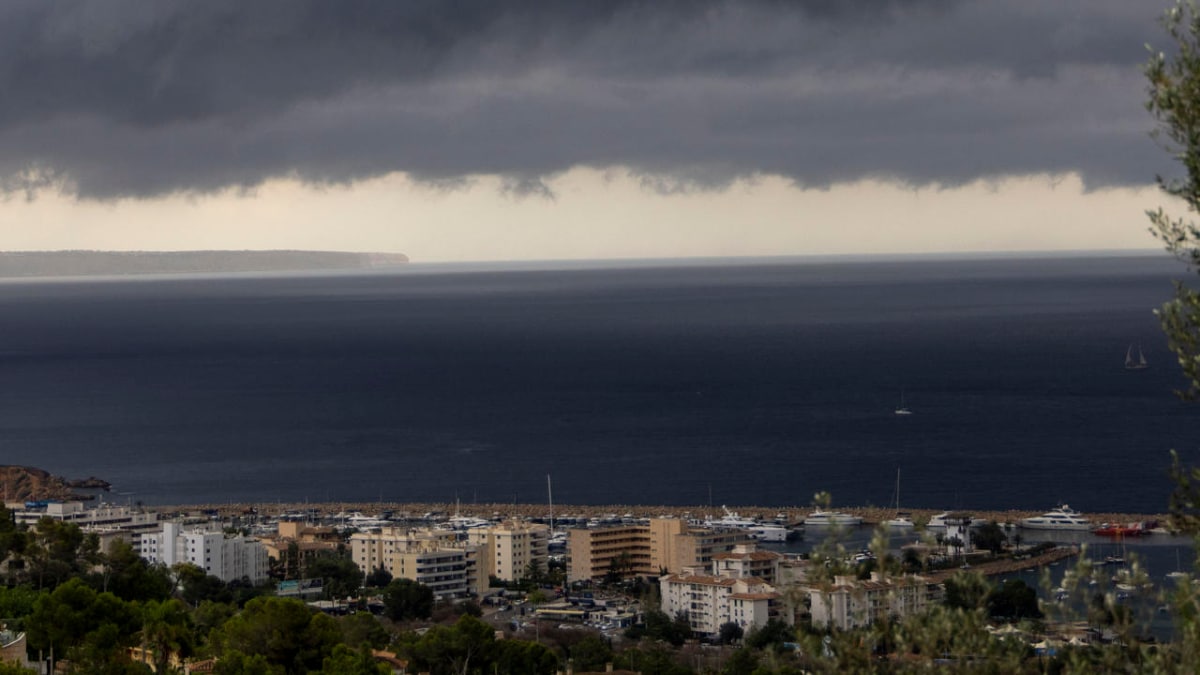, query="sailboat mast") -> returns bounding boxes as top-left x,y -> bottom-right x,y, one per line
547,474 -> 554,533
